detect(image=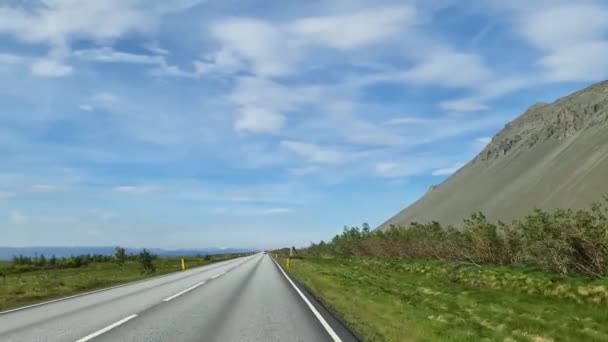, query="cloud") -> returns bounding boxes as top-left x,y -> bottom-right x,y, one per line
440,98 -> 489,112
112,185 -> 164,195
79,104 -> 94,111
90,209 -> 119,220
74,47 -> 164,64
0,1 -> 154,46
29,184 -> 64,193
228,77 -> 323,134
403,51 -> 491,88
289,7 -> 415,49
475,136 -> 492,145
234,108 -> 285,134
75,47 -> 195,78
210,18 -> 297,77
383,117 -> 434,125
0,53 -> 22,64
280,141 -> 350,164
518,4 -> 608,51
30,59 -> 73,77
142,43 -> 170,55
431,162 -> 466,176
0,191 -> 15,200
506,2 -> 608,82
8,210 -> 29,224
539,41 -> 608,82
